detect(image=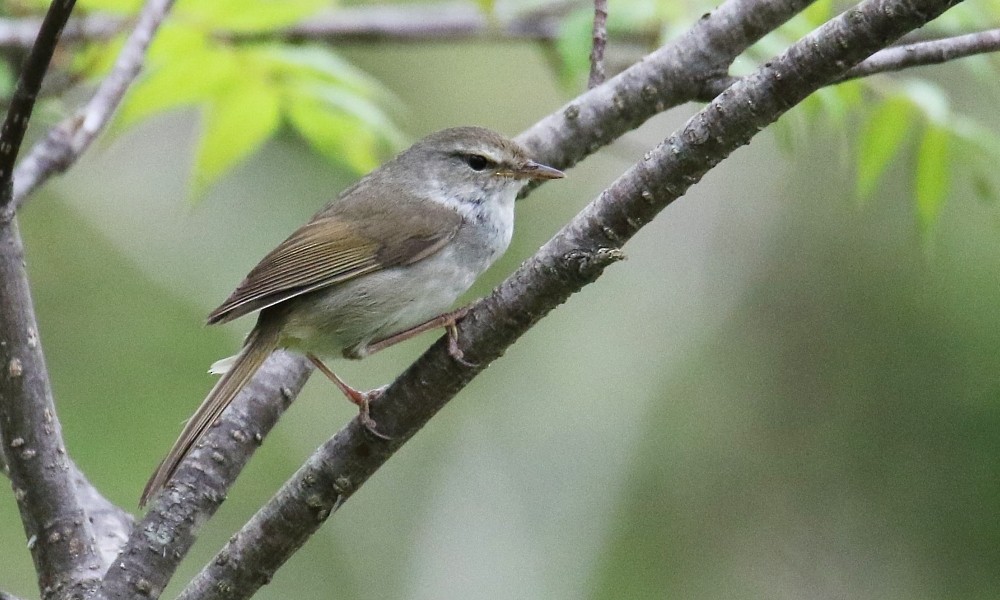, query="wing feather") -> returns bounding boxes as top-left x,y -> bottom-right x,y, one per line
207,201 -> 462,324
